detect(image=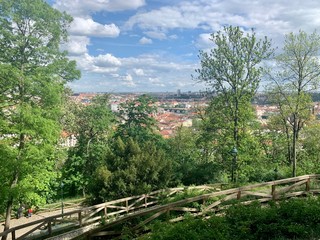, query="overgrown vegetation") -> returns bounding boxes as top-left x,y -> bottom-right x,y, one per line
138,197 -> 320,240
1,1 -> 320,238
